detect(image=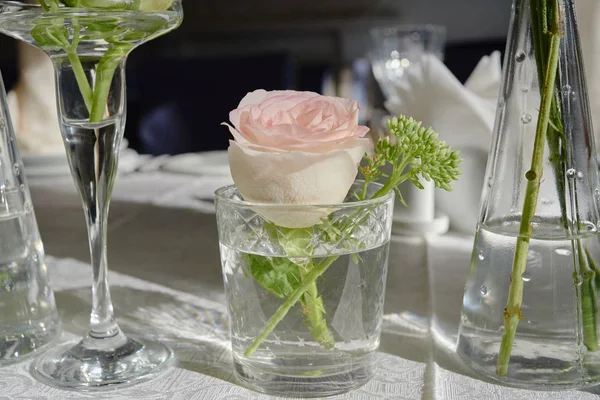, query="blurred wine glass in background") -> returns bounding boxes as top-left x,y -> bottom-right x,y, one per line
370,25 -> 446,102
